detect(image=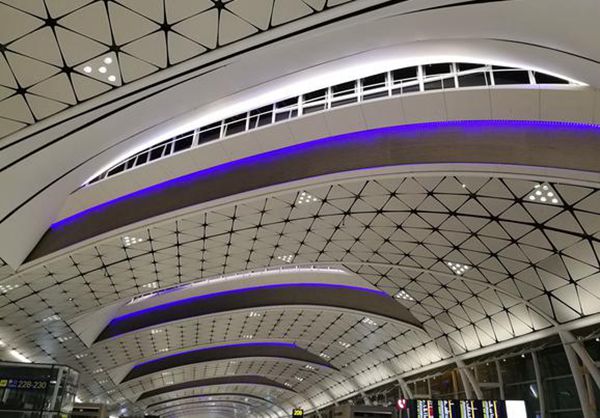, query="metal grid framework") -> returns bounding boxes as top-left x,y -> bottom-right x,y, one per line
85,62 -> 573,186
1,172 -> 600,415
0,0 -> 357,139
